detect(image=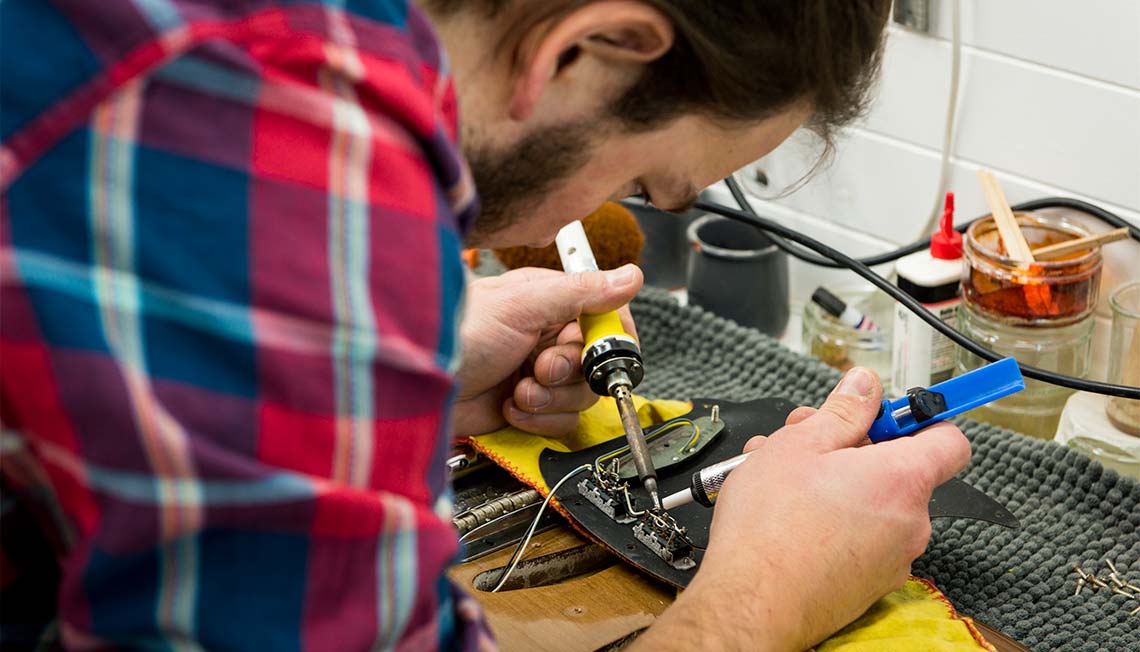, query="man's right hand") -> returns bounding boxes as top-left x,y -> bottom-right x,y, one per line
633,367 -> 971,652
